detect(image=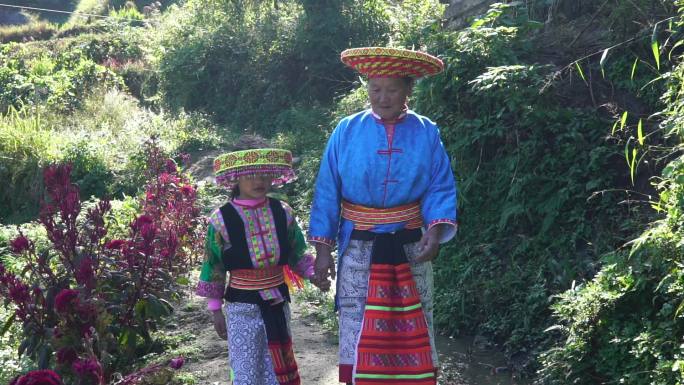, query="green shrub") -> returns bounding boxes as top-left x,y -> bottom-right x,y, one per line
537,6 -> 684,380
406,3 -> 663,367
0,43 -> 123,112
154,0 -> 390,134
